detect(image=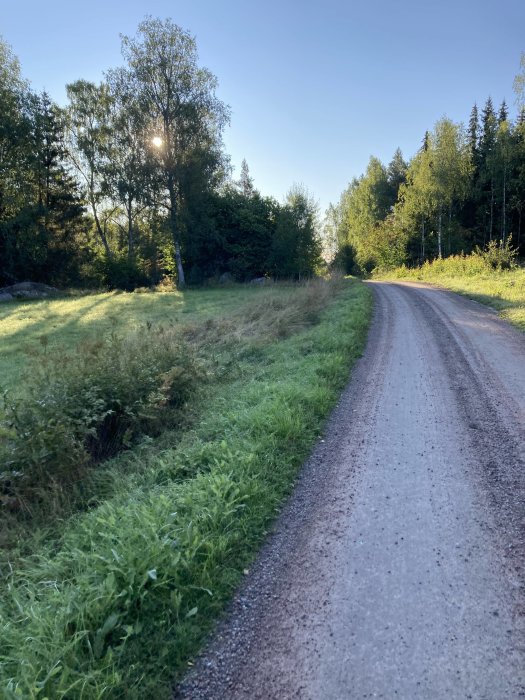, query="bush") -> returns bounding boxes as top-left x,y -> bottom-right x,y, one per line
0,327 -> 201,511
95,255 -> 152,291
475,237 -> 518,271
385,239 -> 519,280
